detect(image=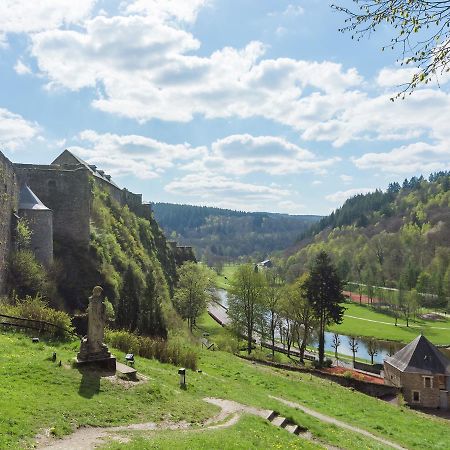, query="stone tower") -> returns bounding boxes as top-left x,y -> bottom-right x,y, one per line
18,184 -> 53,267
